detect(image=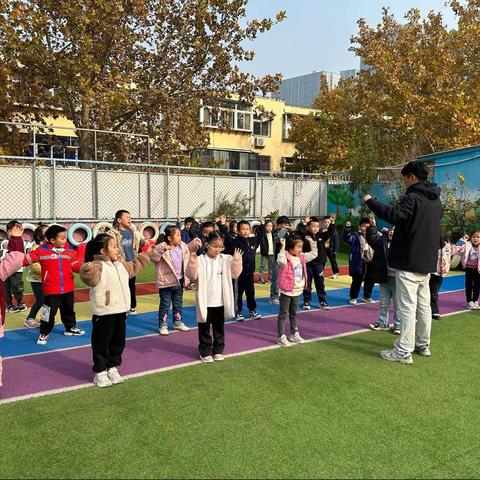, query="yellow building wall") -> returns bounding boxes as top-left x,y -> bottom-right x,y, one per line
207,97 -> 319,172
